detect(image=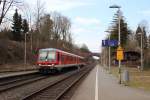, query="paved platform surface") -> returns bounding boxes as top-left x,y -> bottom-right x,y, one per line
71,65 -> 150,100
0,70 -> 38,79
